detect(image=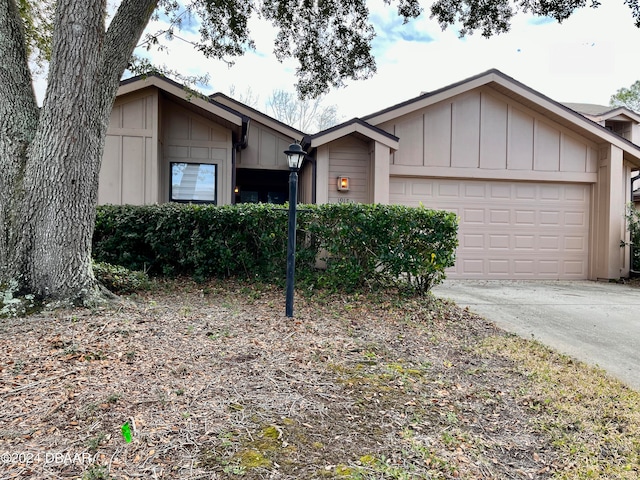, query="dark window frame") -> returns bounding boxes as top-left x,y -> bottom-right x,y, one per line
170,162 -> 217,204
